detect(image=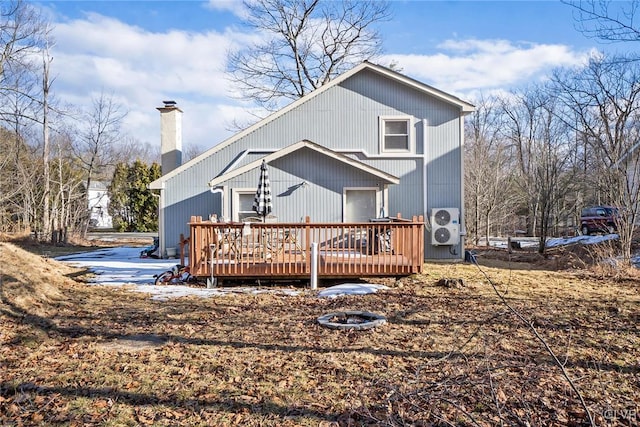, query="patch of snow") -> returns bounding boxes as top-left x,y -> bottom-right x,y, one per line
545,234 -> 618,248
485,234 -> 618,250
317,283 -> 389,298
56,247 -> 178,287
56,246 -> 383,300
